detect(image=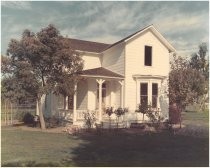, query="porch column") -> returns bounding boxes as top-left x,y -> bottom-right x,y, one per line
73,83 -> 77,123
64,96 -> 68,110
96,79 -> 105,122
119,80 -> 124,108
